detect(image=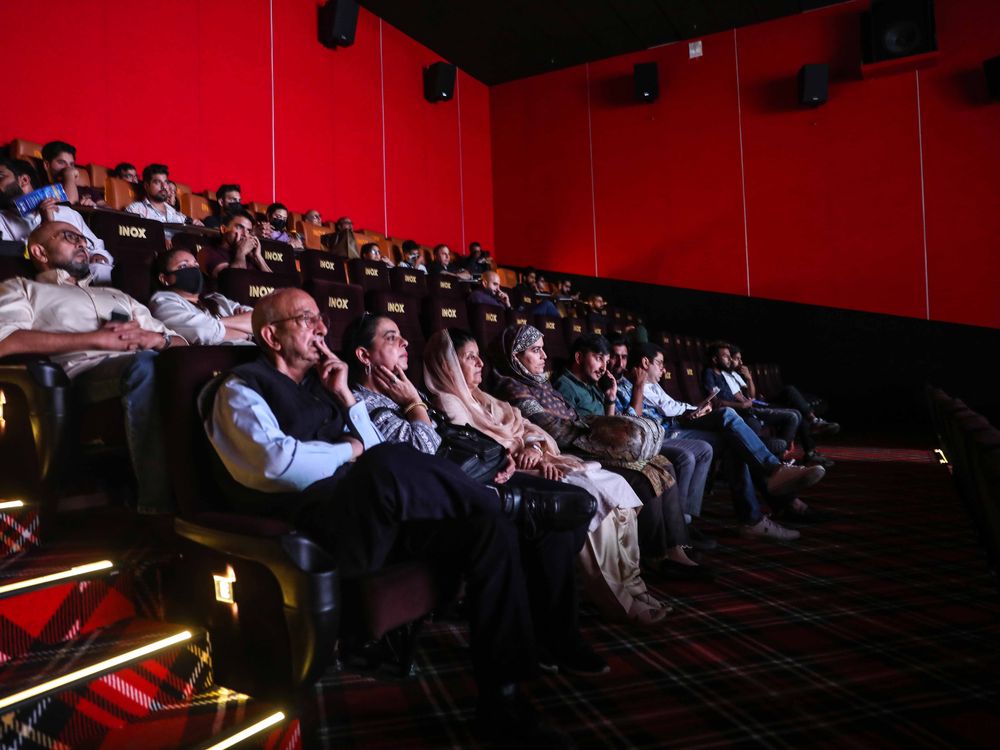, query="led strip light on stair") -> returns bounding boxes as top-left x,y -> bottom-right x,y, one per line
0,500 -> 26,511
203,711 -> 287,750
0,630 -> 192,712
0,560 -> 114,596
